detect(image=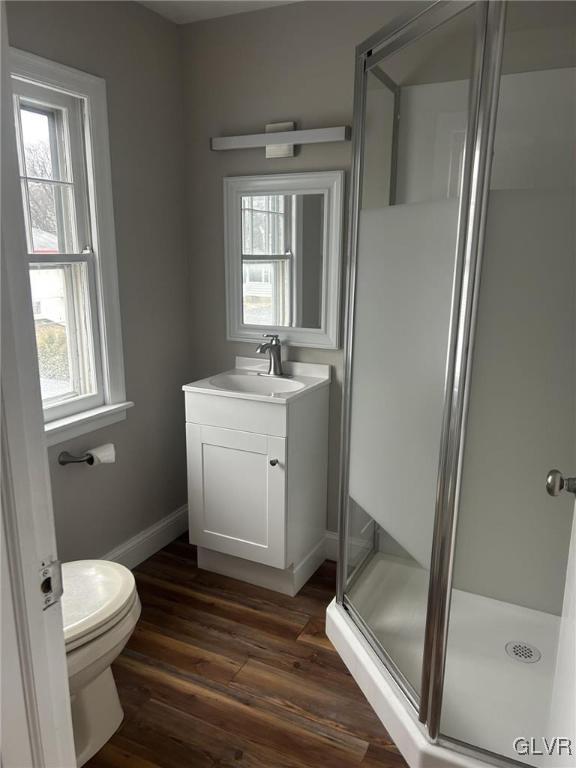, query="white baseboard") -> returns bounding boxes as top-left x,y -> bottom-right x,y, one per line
293,537 -> 327,591
102,516 -> 345,574
102,505 -> 188,570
